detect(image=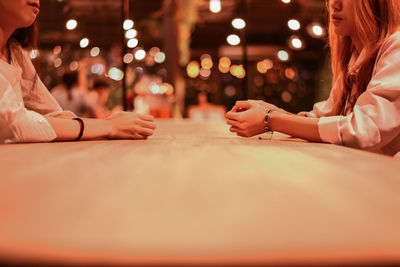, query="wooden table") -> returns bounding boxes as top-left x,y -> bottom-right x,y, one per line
1,120 -> 400,266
